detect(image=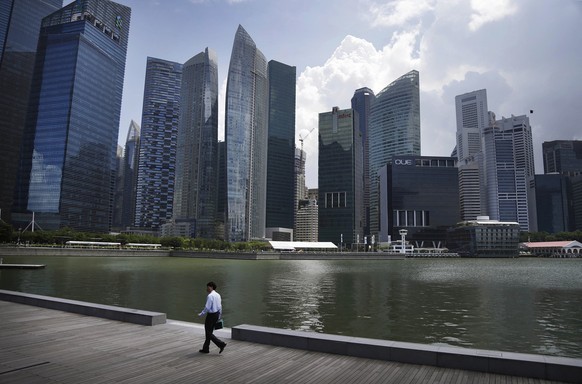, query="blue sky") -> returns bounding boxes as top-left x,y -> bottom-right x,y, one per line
71,0 -> 582,187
